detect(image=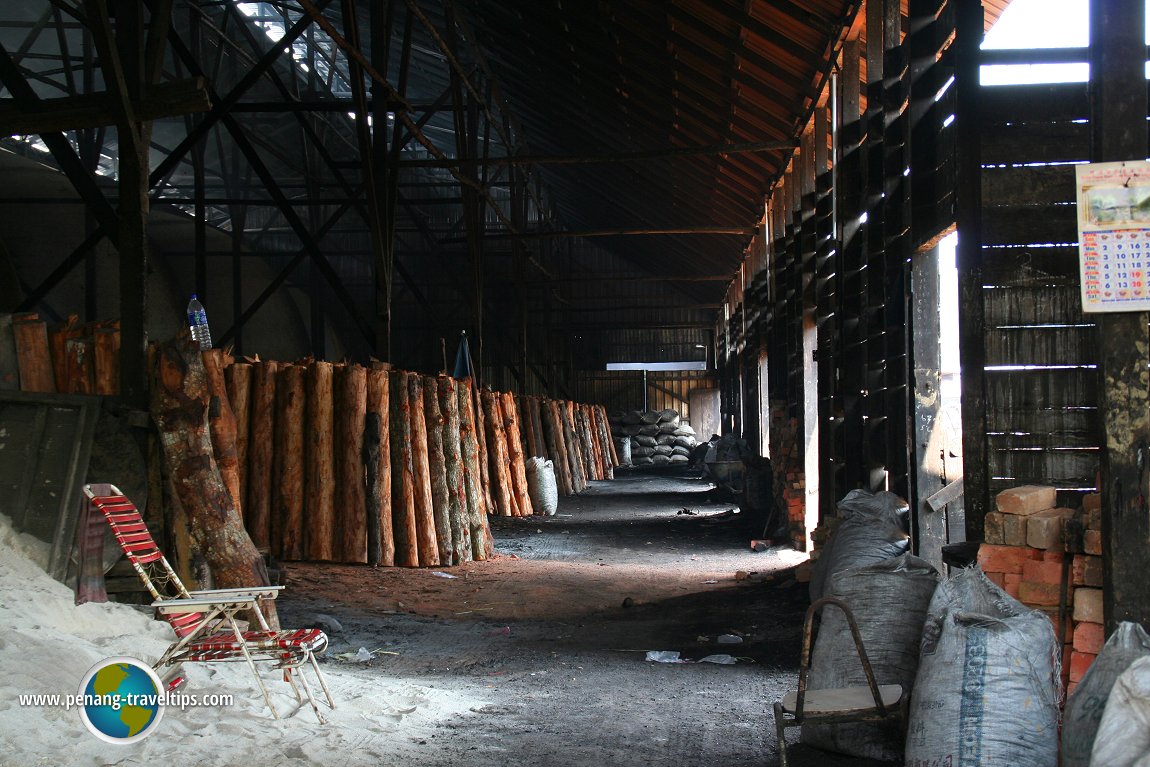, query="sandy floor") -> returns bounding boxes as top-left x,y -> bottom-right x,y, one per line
0,469 -> 894,767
